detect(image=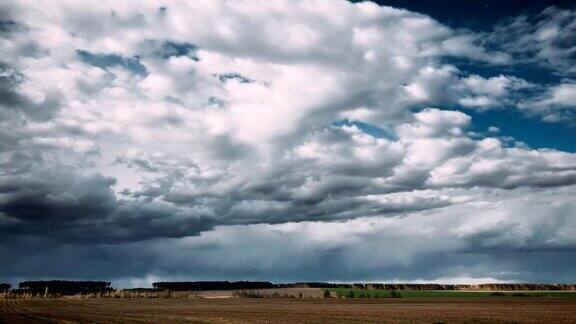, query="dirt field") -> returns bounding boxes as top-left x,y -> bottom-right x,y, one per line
1,298 -> 576,323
